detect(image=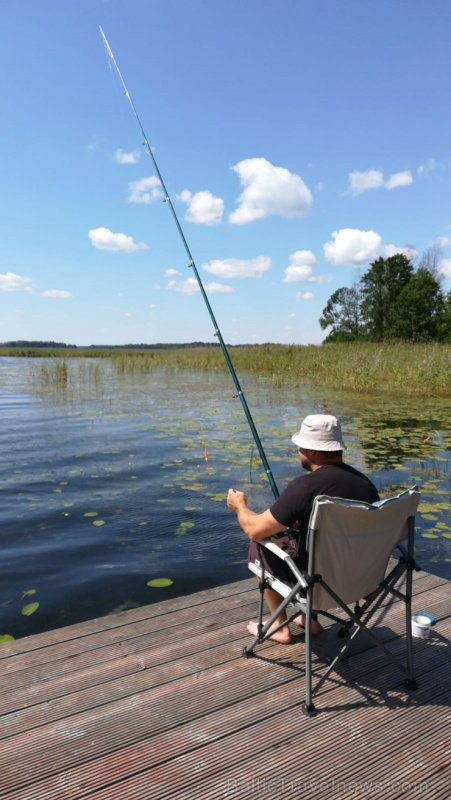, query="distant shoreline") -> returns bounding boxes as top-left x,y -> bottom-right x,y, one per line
2,342 -> 450,399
